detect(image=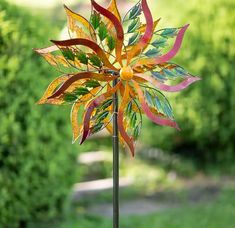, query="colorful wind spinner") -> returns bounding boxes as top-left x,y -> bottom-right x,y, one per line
34,0 -> 200,156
